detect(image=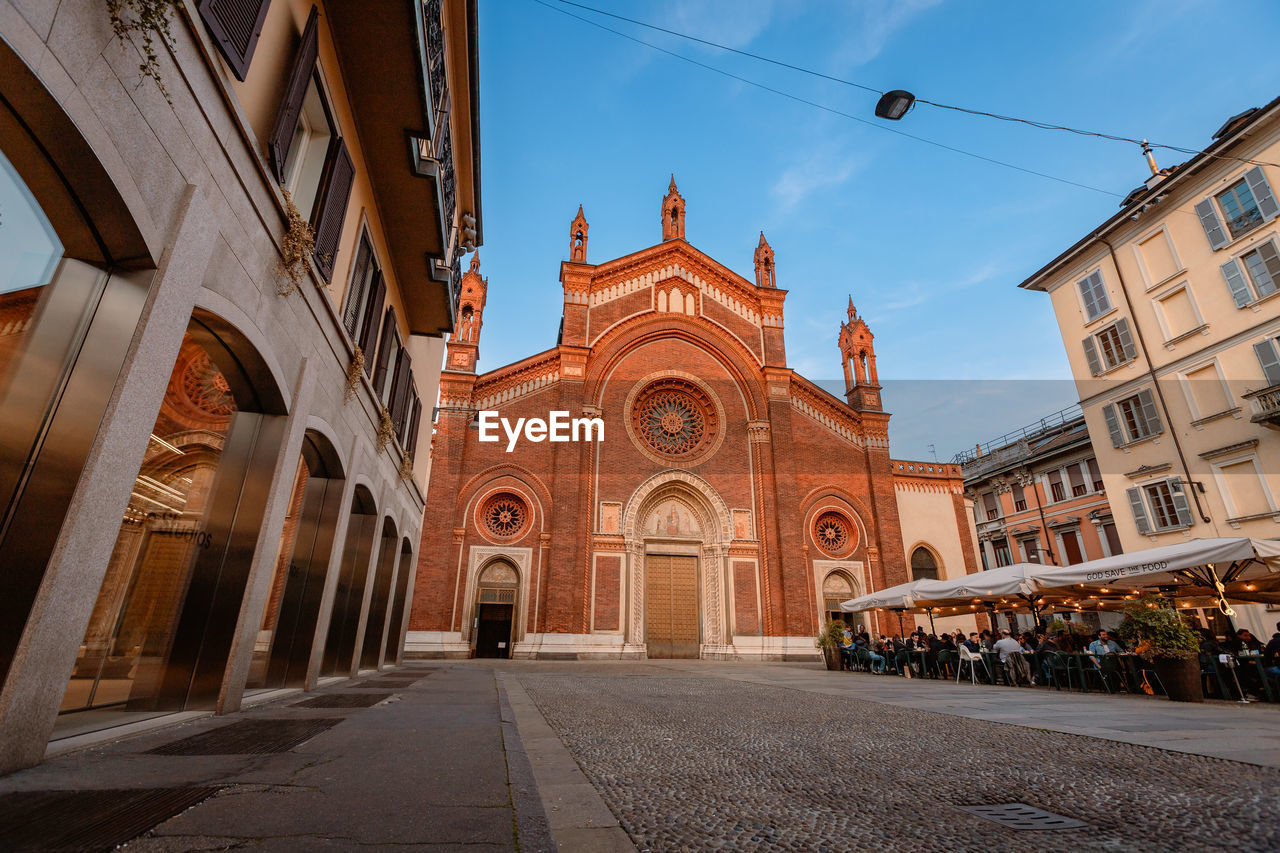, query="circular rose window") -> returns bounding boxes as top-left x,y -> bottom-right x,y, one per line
630,378 -> 719,462
813,511 -> 856,556
481,493 -> 528,540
